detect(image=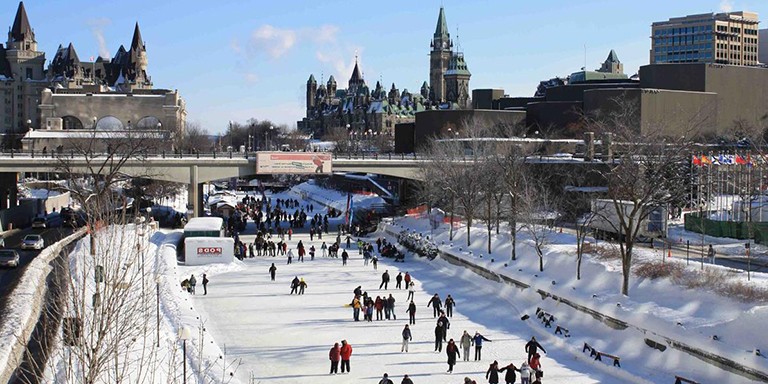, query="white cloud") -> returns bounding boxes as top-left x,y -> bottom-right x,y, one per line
249,24 -> 297,59
316,47 -> 364,86
311,25 -> 339,44
86,18 -> 111,59
719,0 -> 734,12
244,73 -> 259,83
